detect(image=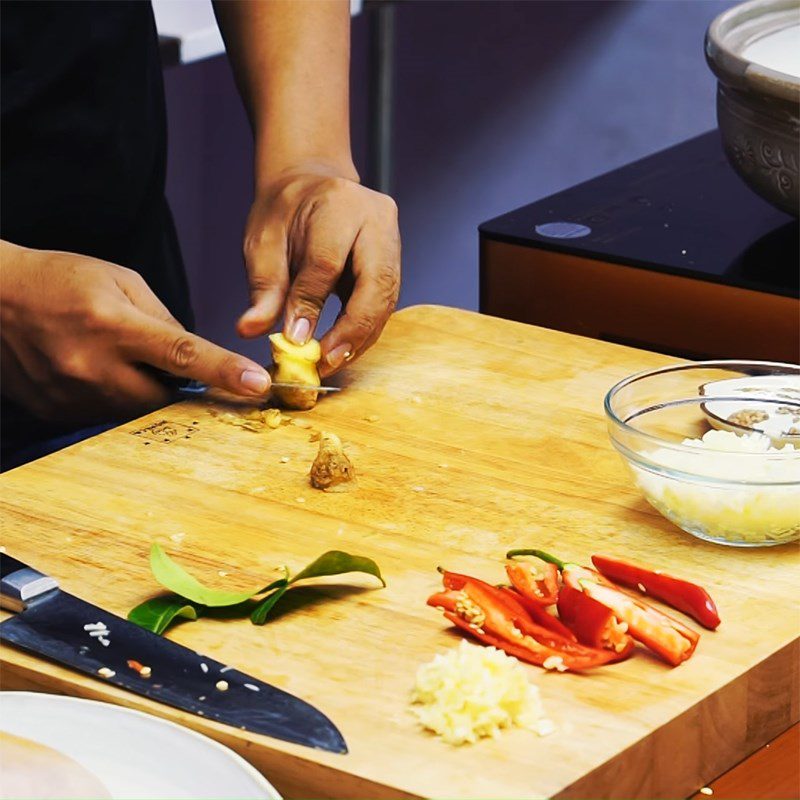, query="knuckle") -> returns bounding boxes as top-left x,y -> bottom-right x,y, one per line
243,227 -> 279,261
249,273 -> 283,294
83,300 -> 118,332
243,233 -> 264,260
123,266 -> 147,286
218,354 -> 242,383
55,351 -> 92,382
350,311 -> 379,338
380,194 -> 398,219
166,335 -> 198,370
326,176 -> 351,196
374,264 -> 400,301
292,297 -> 324,318
308,249 -> 343,281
